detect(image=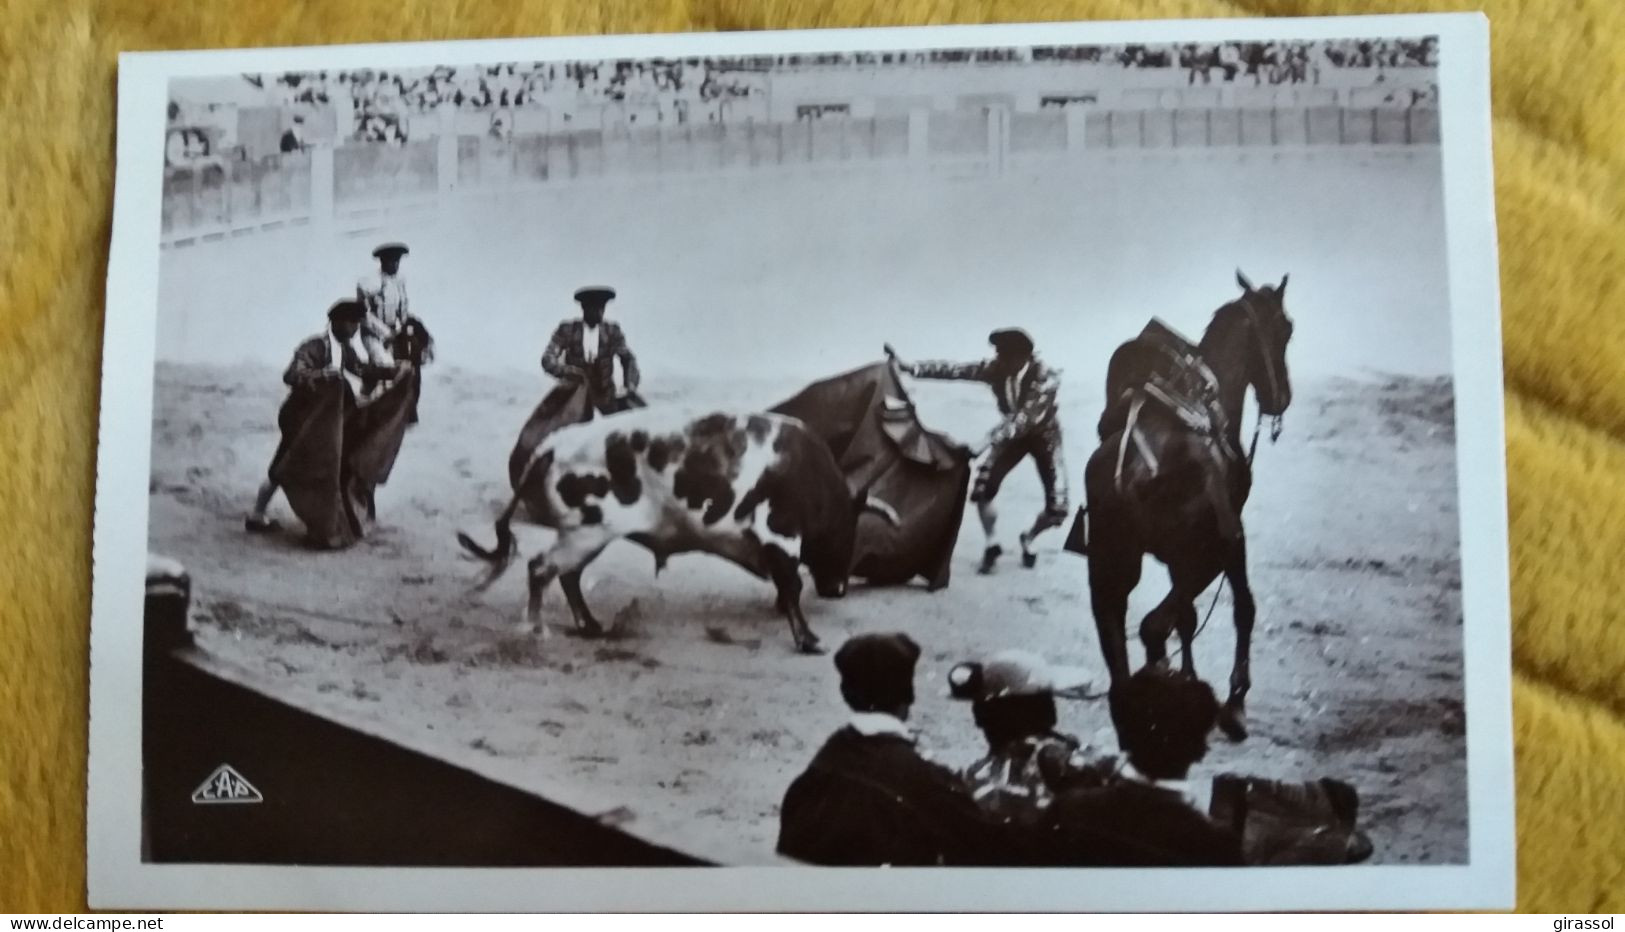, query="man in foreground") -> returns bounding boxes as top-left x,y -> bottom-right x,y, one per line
777,632 -> 1002,866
